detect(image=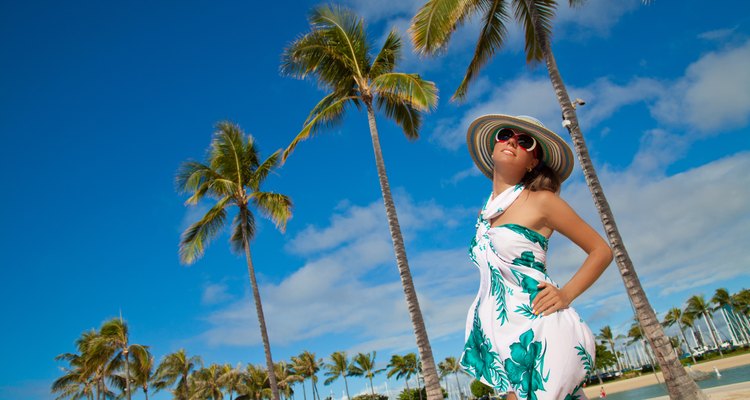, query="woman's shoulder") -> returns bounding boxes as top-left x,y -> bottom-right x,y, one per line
526,189 -> 569,213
